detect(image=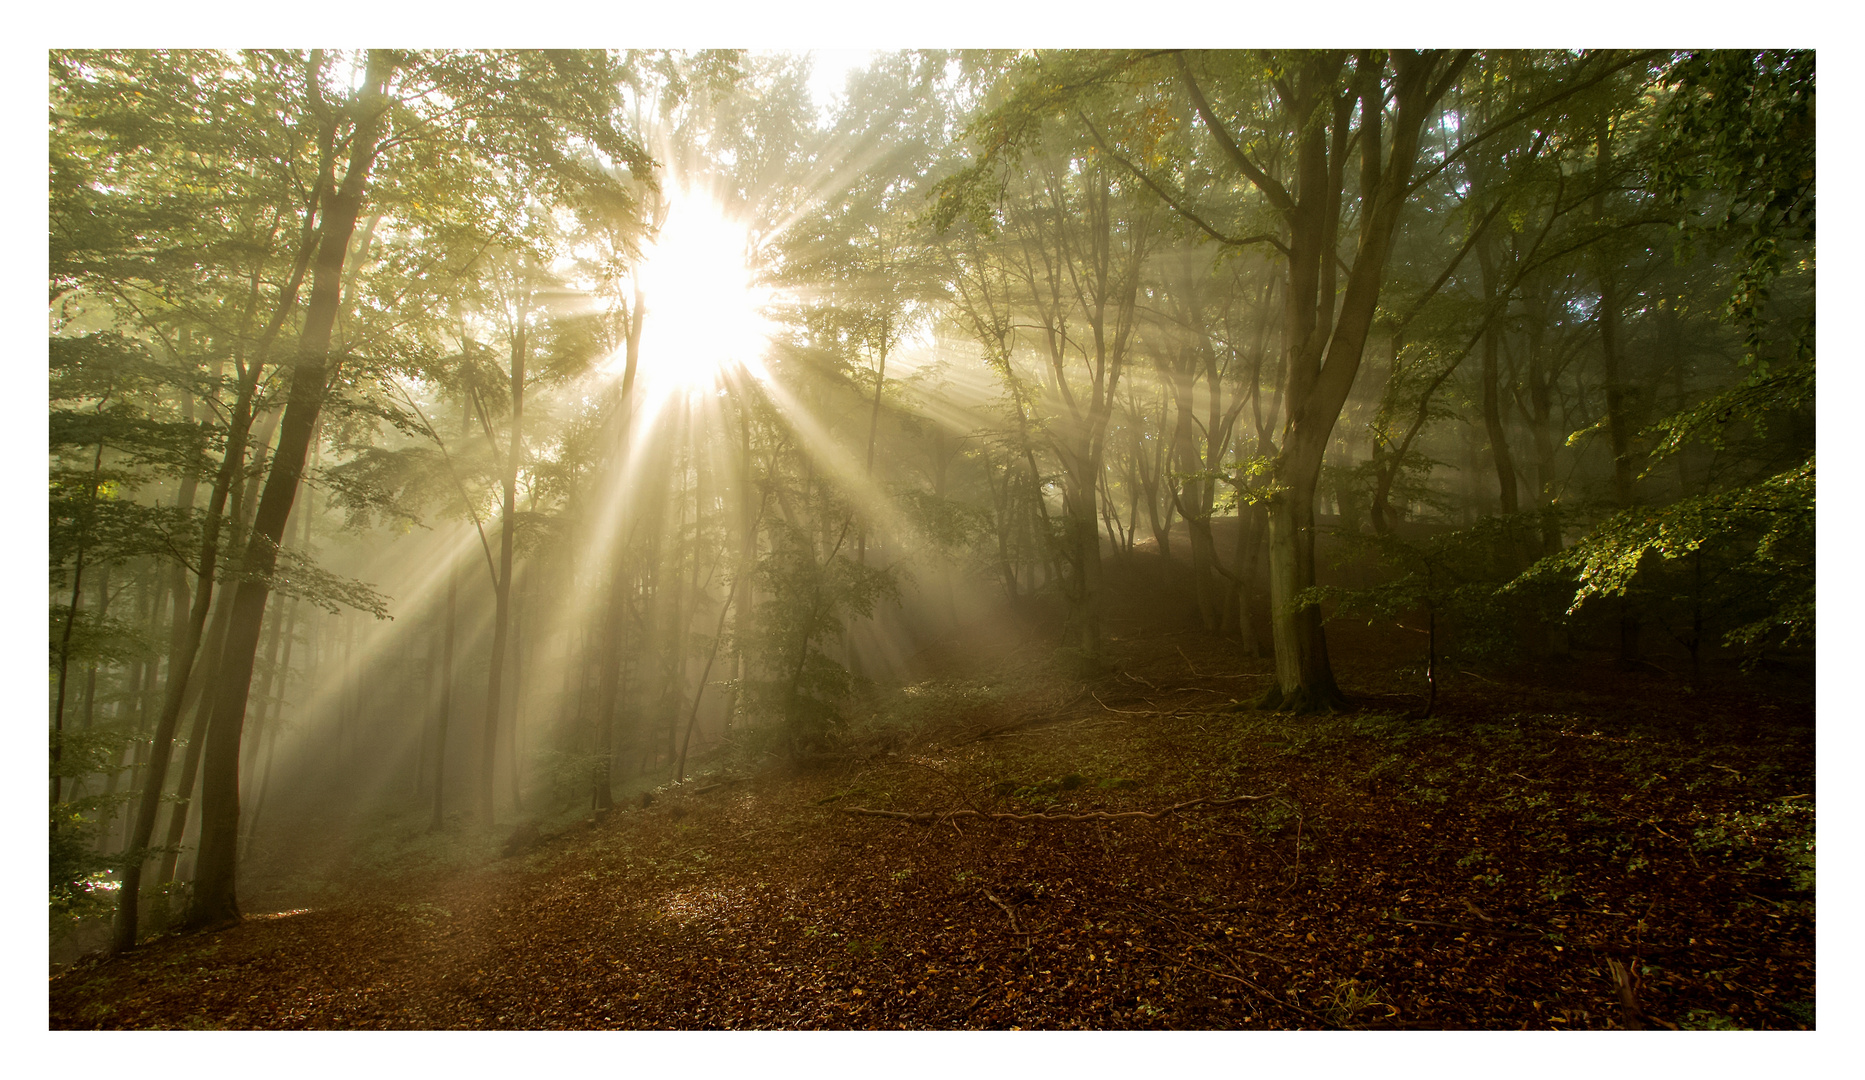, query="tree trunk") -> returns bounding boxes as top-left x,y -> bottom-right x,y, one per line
508,566 -> 526,814
479,307 -> 527,825
53,441 -> 105,809
1186,50 -> 1458,711
241,594 -> 297,859
113,376 -> 254,950
241,594 -> 287,804
431,561 -> 456,833
185,53 -> 393,931
1477,238 -> 1520,518
158,412 -> 279,892
1593,115 -> 1640,664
